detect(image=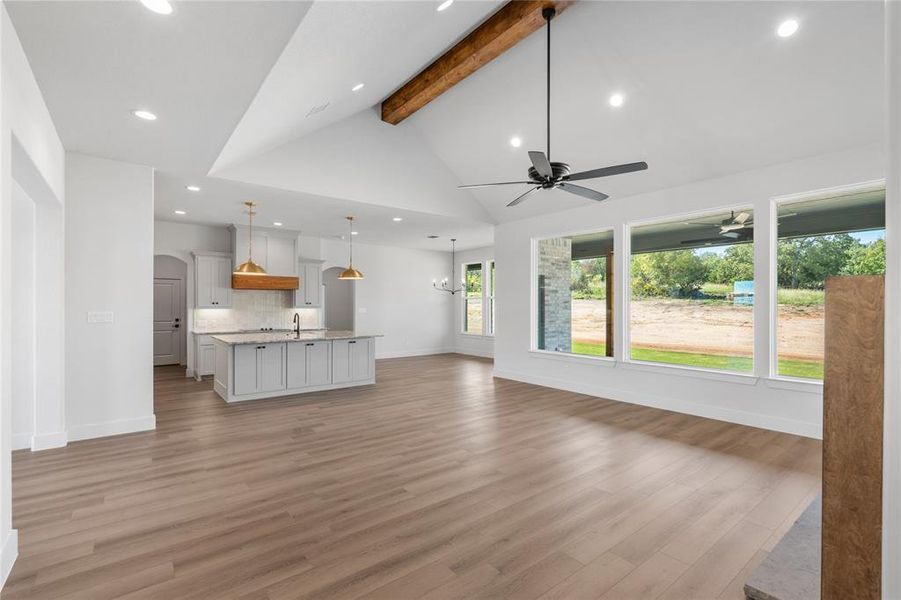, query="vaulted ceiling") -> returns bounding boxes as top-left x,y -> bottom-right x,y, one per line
6,0 -> 884,250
